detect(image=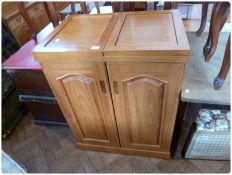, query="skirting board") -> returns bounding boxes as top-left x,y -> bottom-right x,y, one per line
77,143 -> 171,159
